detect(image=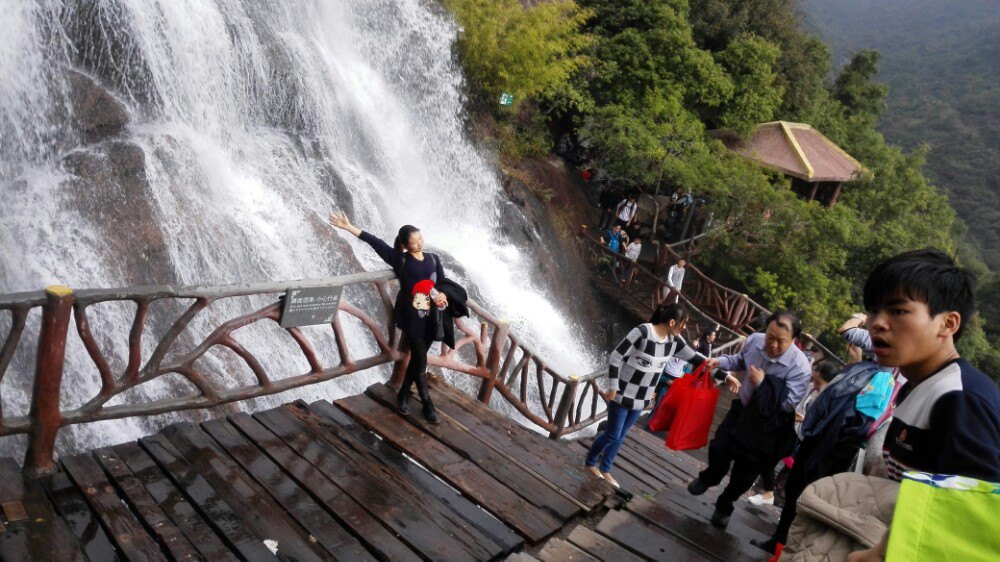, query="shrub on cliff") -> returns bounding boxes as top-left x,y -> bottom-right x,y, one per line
444,0 -> 592,110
